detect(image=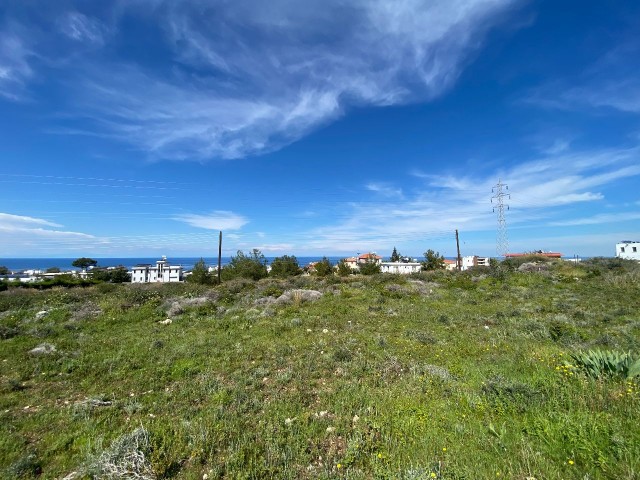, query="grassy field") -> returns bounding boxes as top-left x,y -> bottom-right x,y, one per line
1,259 -> 639,479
